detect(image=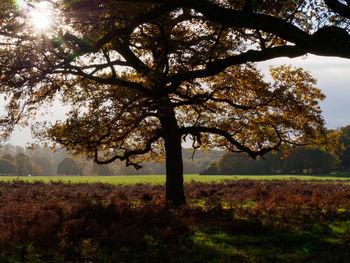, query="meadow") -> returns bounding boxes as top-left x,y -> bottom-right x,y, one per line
1,173 -> 350,185
1,176 -> 350,262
